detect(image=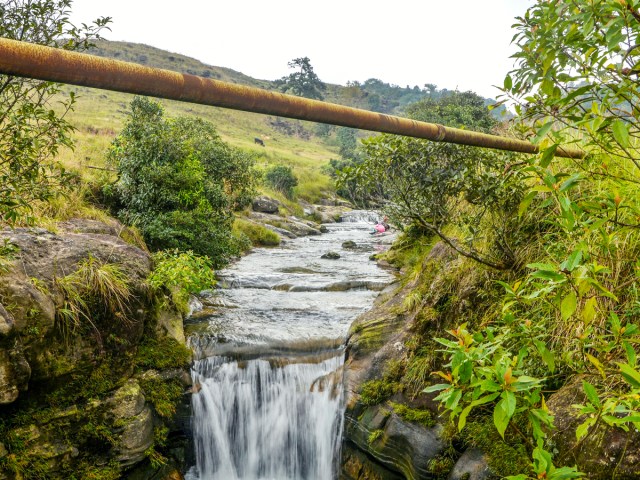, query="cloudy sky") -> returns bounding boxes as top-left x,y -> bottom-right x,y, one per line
70,0 -> 535,99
